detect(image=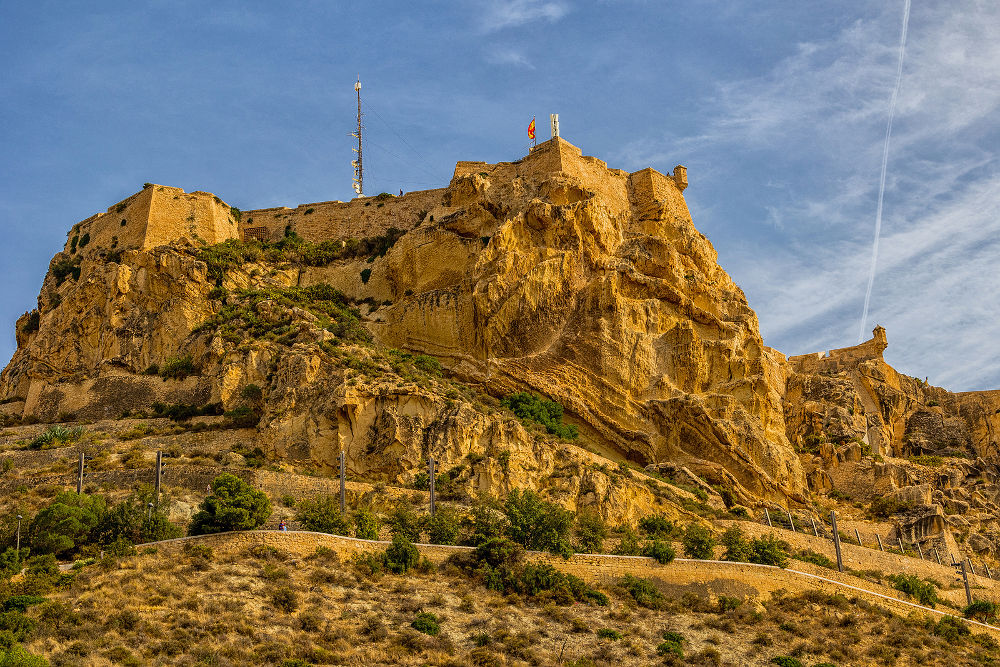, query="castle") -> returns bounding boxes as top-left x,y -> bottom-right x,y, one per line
787,326 -> 889,374
62,137 -> 690,256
